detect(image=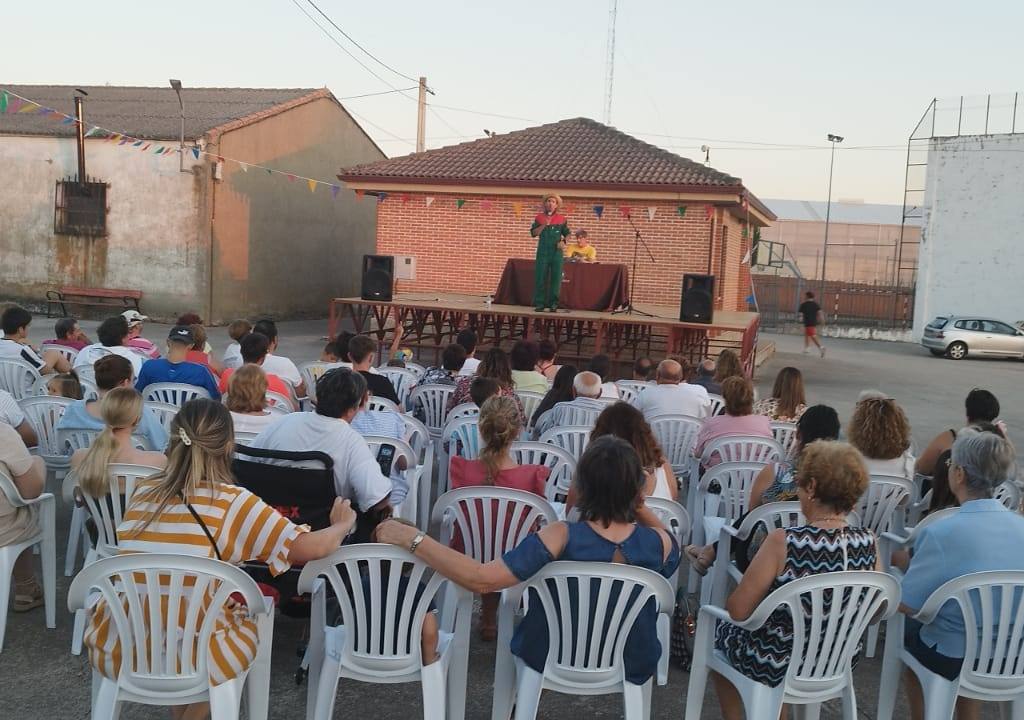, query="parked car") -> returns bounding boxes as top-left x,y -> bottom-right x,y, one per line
921,316 -> 1024,360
